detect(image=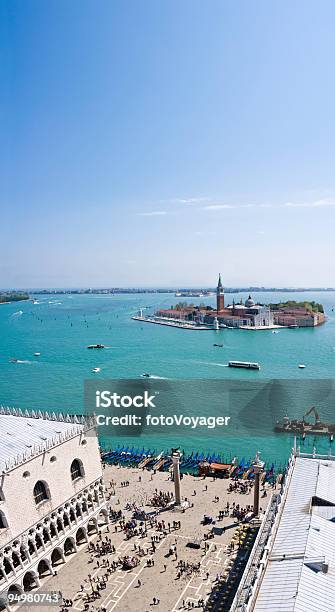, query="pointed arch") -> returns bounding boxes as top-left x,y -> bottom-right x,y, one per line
70,459 -> 84,481
33,481 -> 50,505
